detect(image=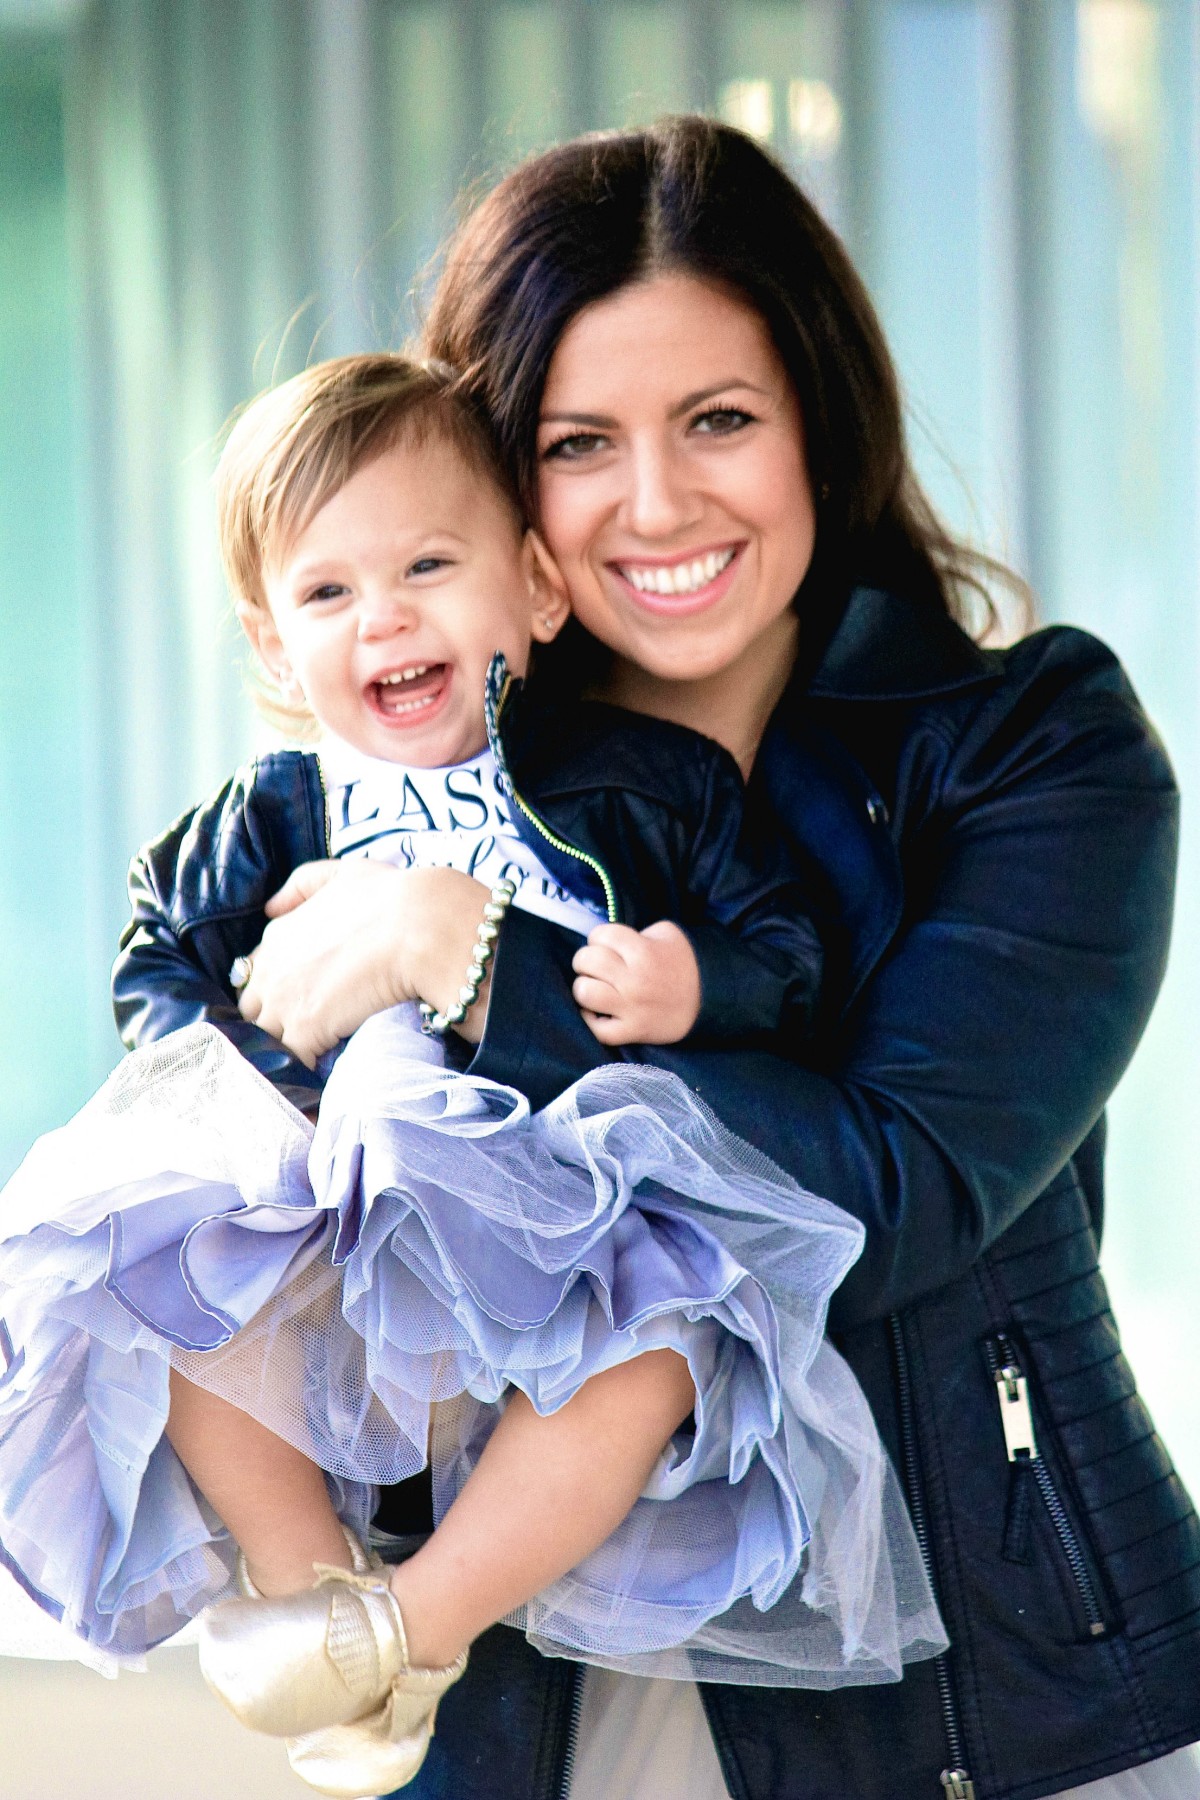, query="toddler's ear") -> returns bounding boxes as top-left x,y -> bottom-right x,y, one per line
237,601 -> 293,692
524,532 -> 571,642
